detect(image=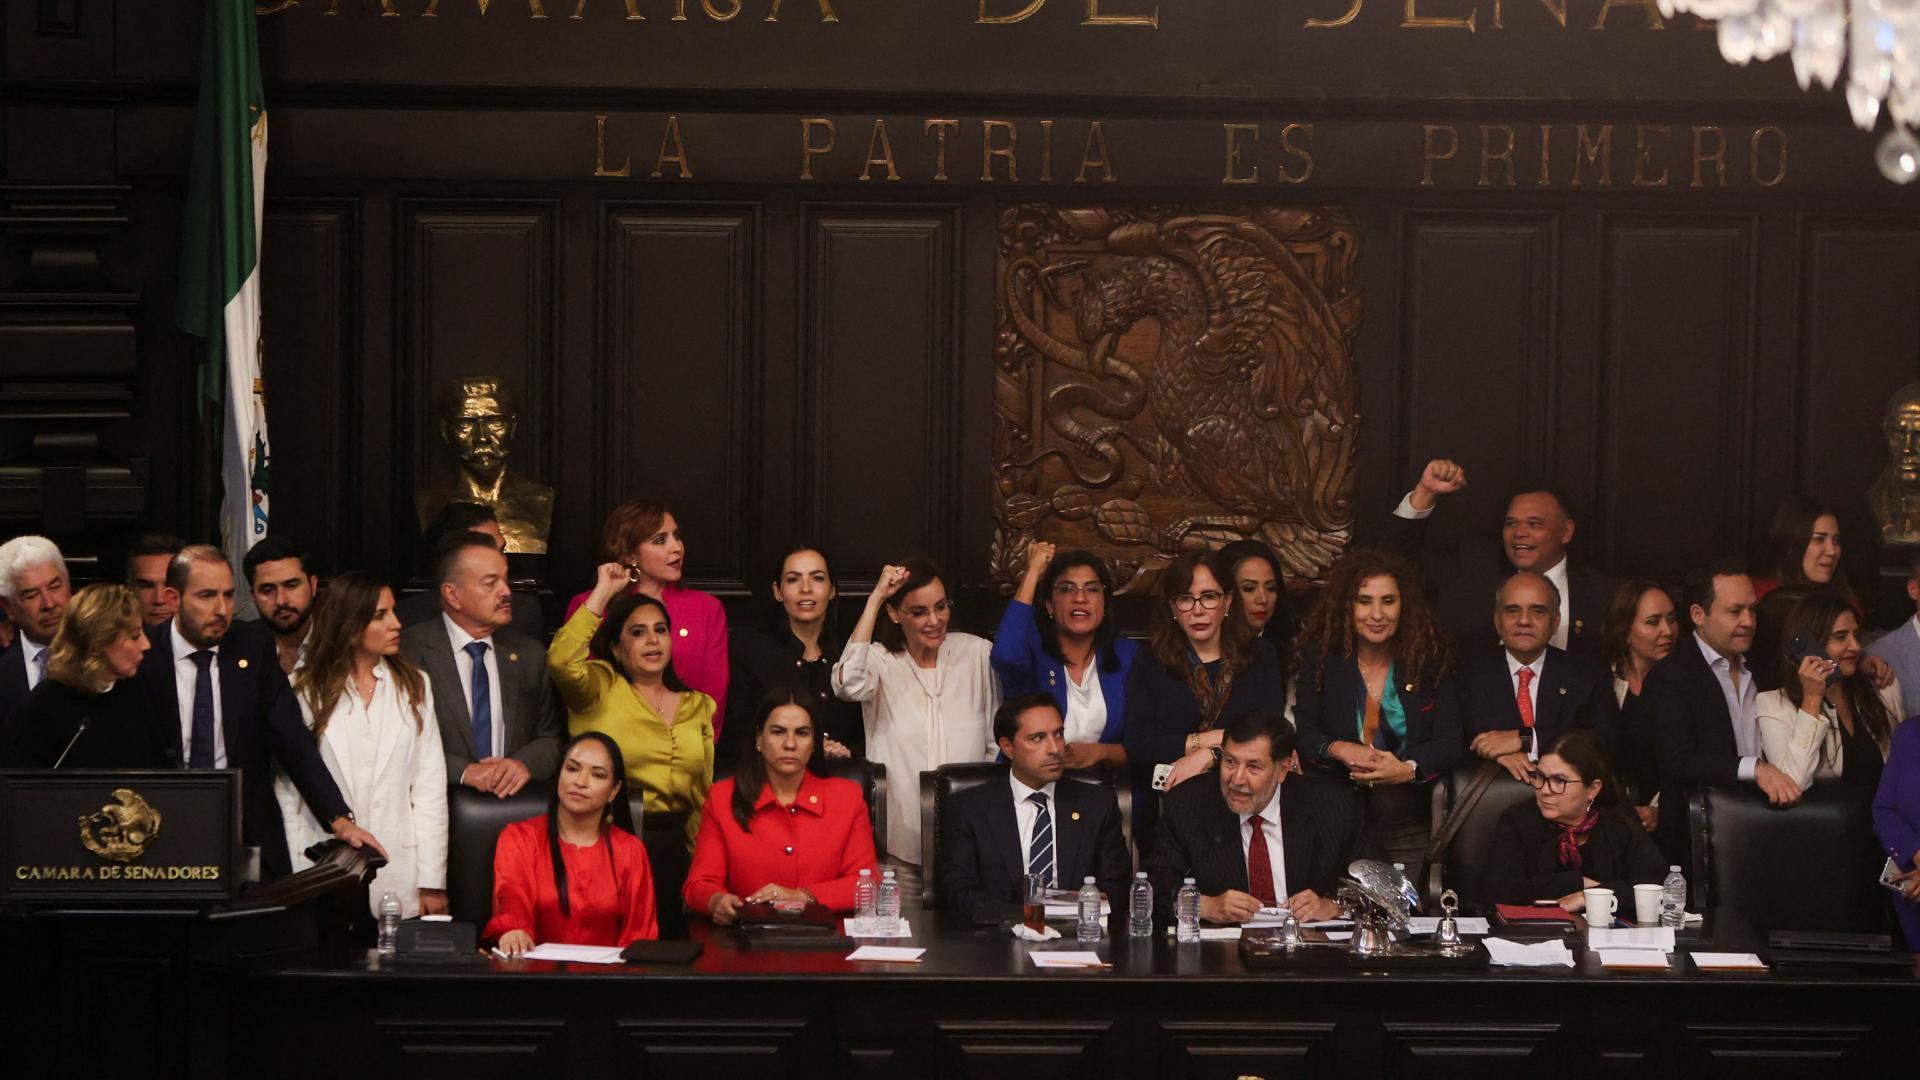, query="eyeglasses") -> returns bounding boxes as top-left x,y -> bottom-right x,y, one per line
1171,591 -> 1225,613
1524,770 -> 1574,795
1051,582 -> 1107,598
